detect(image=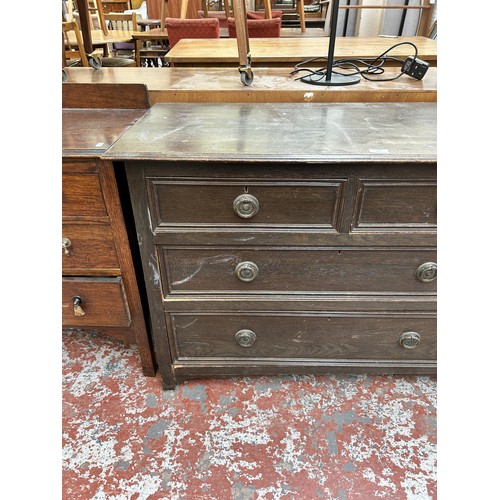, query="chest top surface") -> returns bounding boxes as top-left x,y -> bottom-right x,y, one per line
62,108 -> 146,157
103,102 -> 436,164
